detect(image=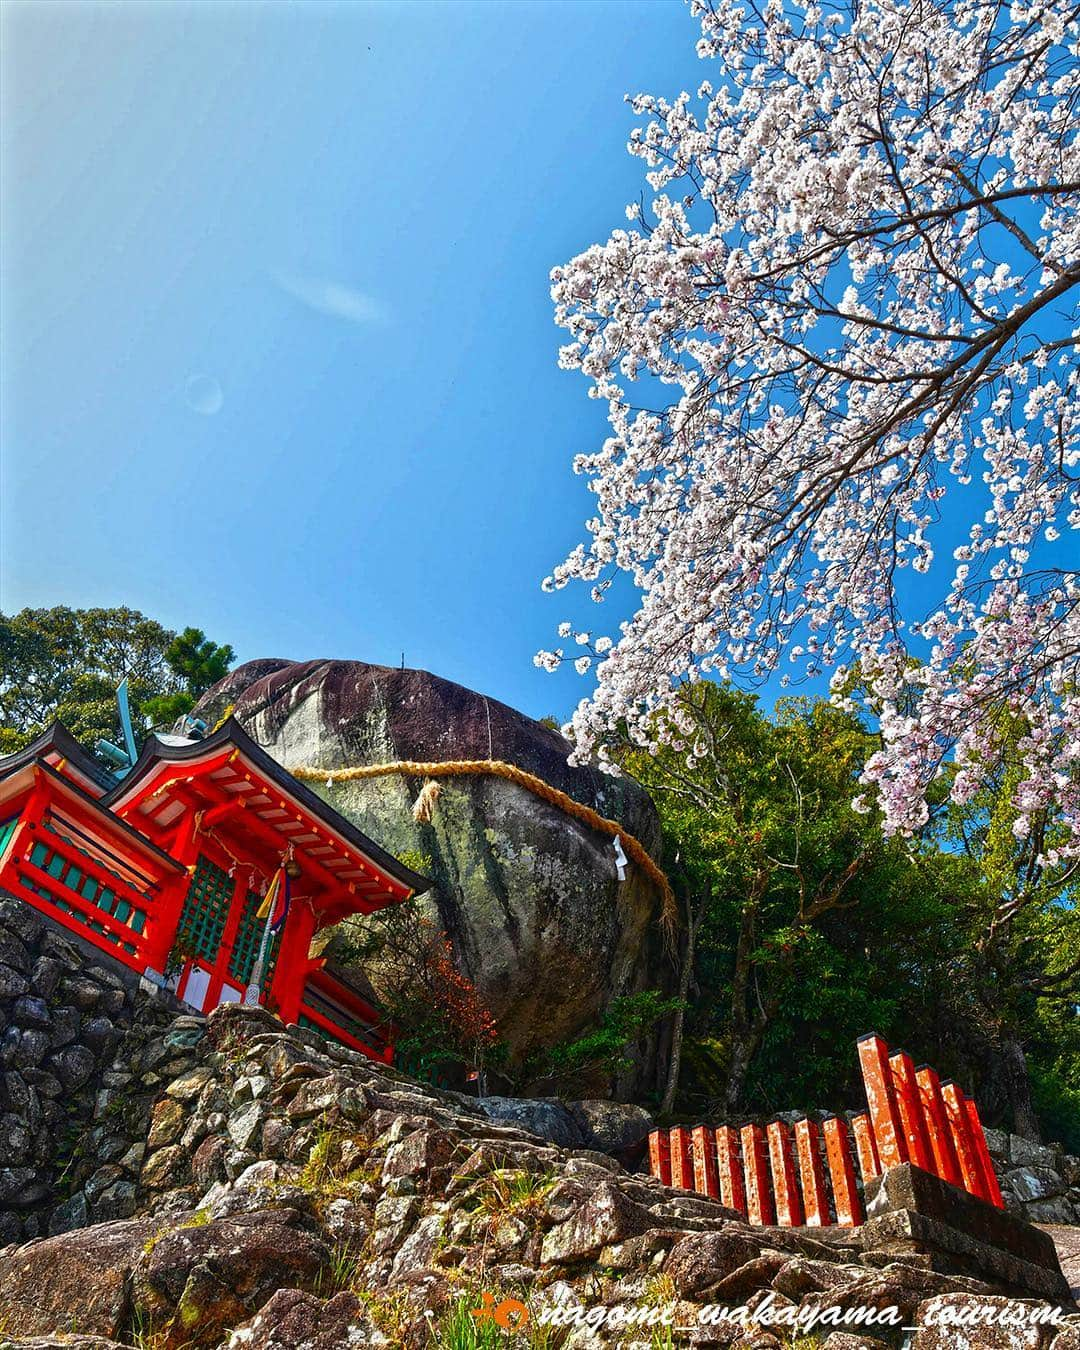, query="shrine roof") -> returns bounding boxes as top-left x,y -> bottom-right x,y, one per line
0,722 -> 116,798
103,718 -> 431,901
0,757 -> 186,877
